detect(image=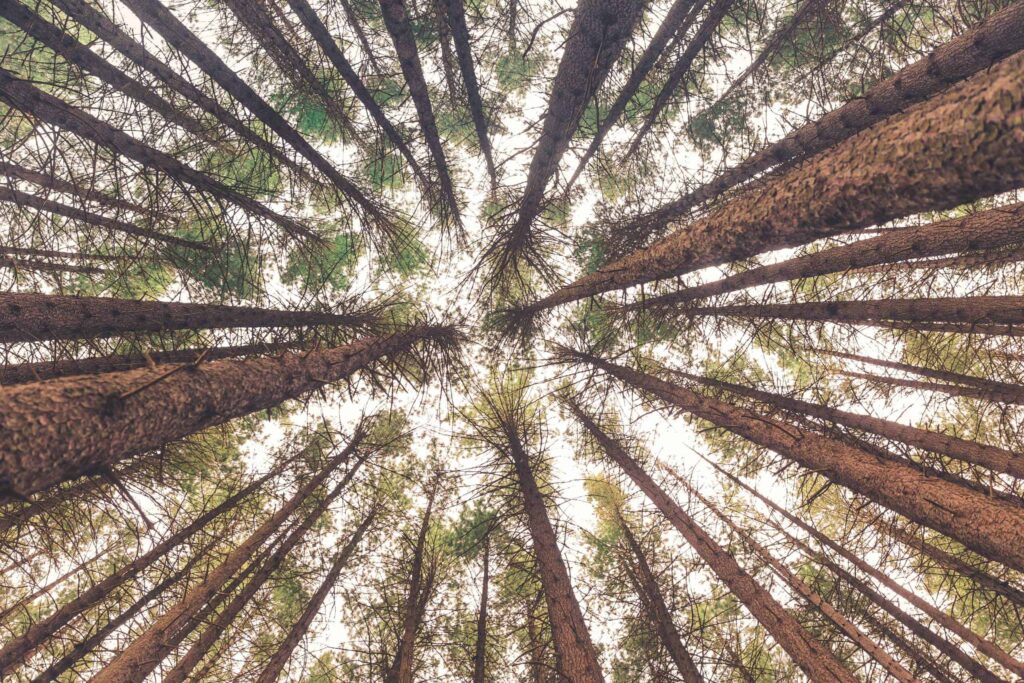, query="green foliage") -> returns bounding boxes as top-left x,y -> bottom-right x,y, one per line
363,151 -> 406,192
269,89 -> 346,143
495,51 -> 541,92
282,231 -> 360,292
